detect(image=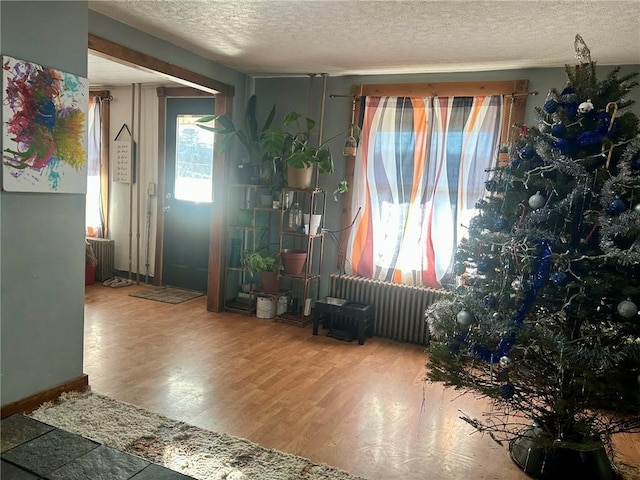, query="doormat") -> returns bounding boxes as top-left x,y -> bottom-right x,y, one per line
129,287 -> 204,304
